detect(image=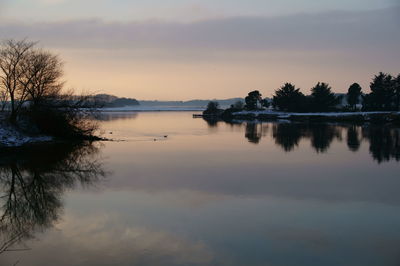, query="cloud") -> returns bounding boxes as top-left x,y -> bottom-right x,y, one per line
0,6 -> 399,54
36,0 -> 67,4
0,6 -> 399,99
